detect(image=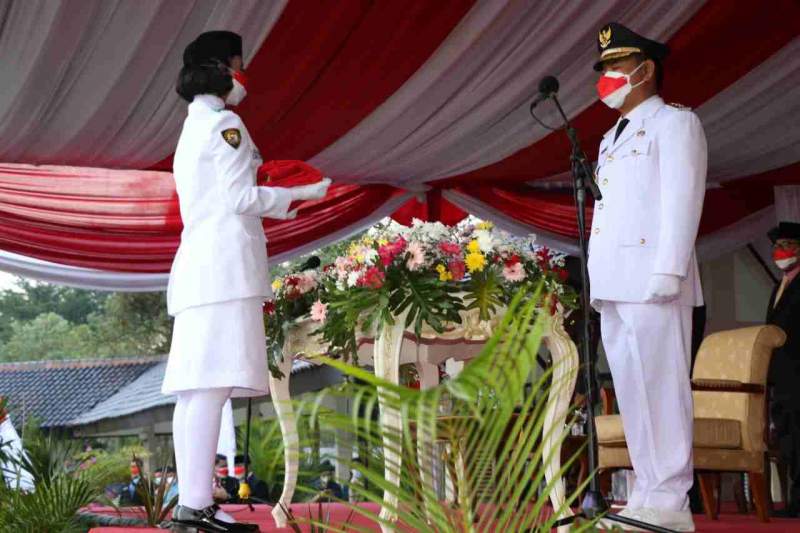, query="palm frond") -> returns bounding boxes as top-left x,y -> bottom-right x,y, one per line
293,284 -> 598,532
